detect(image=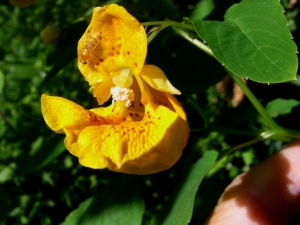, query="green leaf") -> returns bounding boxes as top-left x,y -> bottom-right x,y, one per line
190,0 -> 298,83
150,150 -> 218,225
62,175 -> 145,225
266,98 -> 300,118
